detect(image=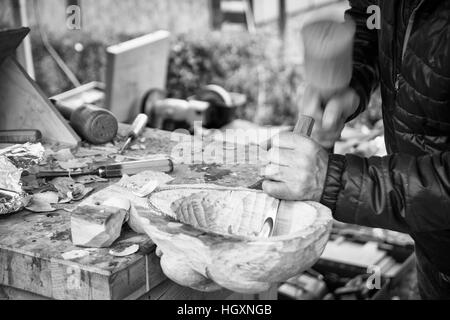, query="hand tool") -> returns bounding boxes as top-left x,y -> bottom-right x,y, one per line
301,20 -> 355,154
0,130 -> 42,144
249,116 -> 315,191
253,115 -> 315,238
36,158 -> 174,179
52,100 -> 119,145
119,114 -> 148,154
143,85 -> 246,132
